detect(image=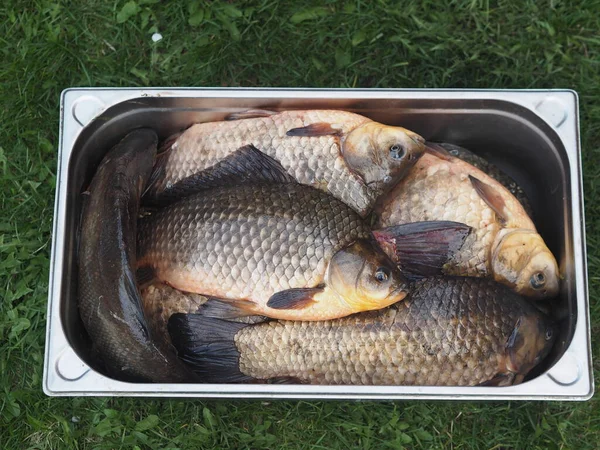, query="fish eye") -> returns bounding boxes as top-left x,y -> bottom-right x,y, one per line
374,267 -> 390,283
530,272 -> 546,289
389,144 -> 406,160
545,328 -> 553,341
